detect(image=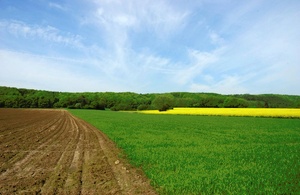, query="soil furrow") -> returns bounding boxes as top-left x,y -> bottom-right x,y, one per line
0,110 -> 63,168
62,115 -> 84,194
40,113 -> 78,194
0,112 -> 67,175
0,109 -> 156,194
